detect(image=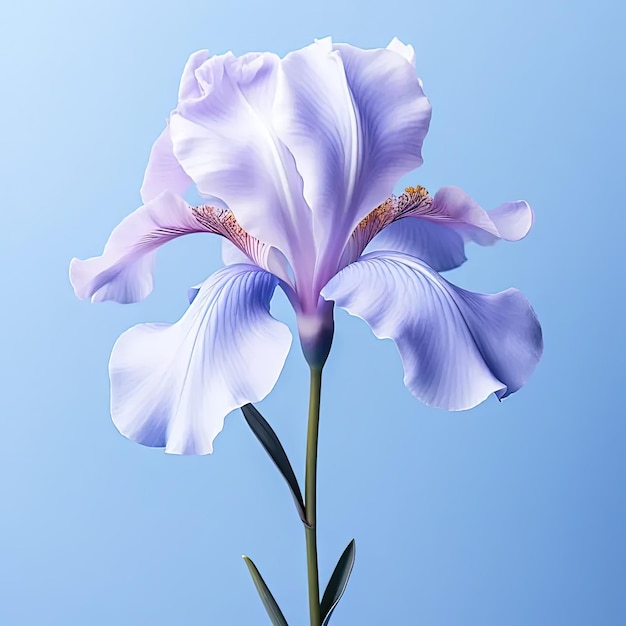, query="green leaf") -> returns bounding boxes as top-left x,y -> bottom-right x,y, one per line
241,403 -> 308,525
242,555 -> 289,626
320,539 -> 356,625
